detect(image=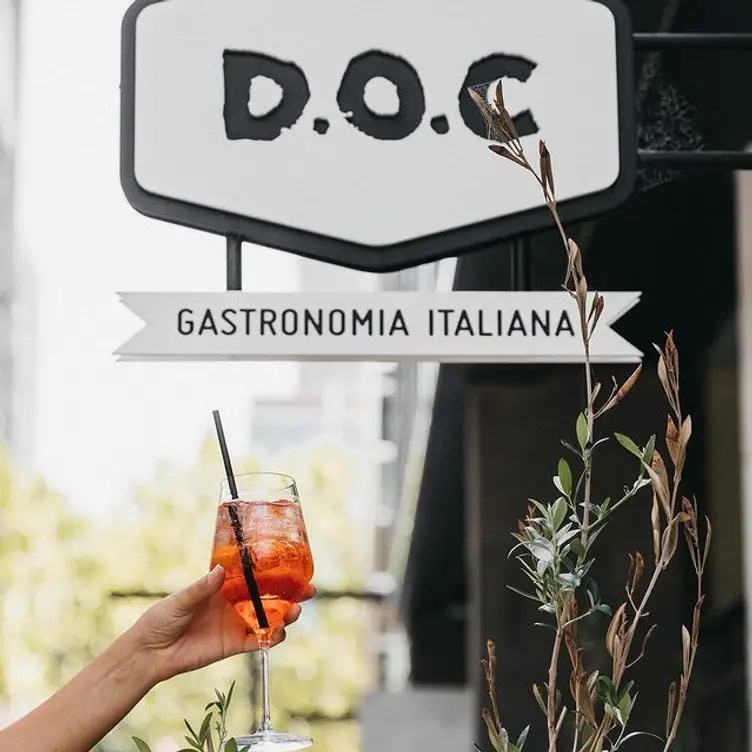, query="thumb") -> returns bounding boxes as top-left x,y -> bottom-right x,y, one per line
171,565 -> 225,613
